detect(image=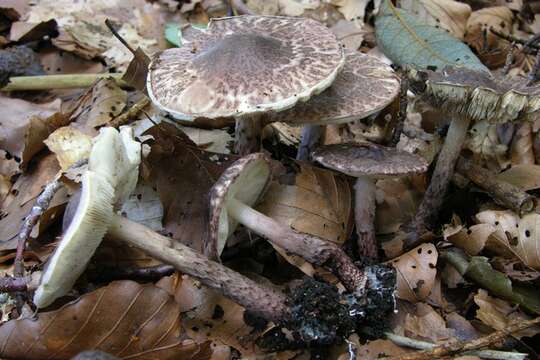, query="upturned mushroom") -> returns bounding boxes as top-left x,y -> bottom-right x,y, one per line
269,51 -> 400,160
312,142 -> 428,260
206,152 -> 368,295
404,66 -> 540,248
147,15 -> 345,155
